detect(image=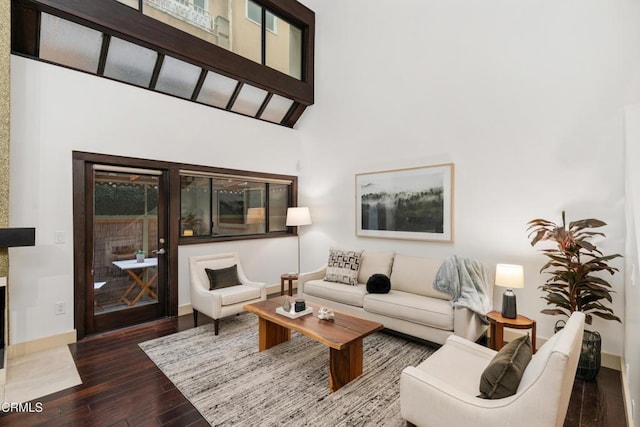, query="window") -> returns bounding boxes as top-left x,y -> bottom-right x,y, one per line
246,0 -> 277,32
145,0 -> 214,35
180,171 -> 293,240
266,14 -> 302,79
12,0 -> 314,127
